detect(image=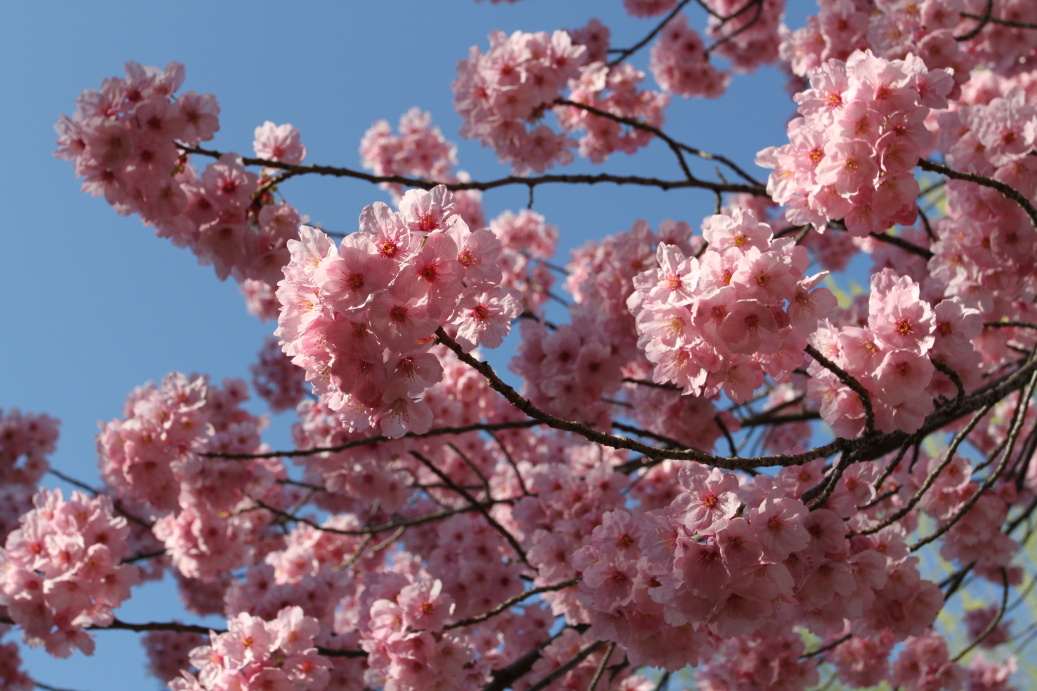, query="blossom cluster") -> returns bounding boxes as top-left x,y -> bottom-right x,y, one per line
558,35 -> 670,163
487,208 -> 558,315
36,4 -> 1037,689
0,489 -> 141,657
890,630 -> 966,690
628,208 -> 835,403
276,185 -> 522,439
702,0 -> 785,72
251,335 -> 308,413
453,29 -> 589,173
359,578 -> 490,690
570,460 -> 945,674
0,626 -> 32,691
809,268 -> 981,436
0,409 -> 60,538
893,409 -> 1022,584
358,108 -> 491,241
927,76 -> 1037,359
170,608 -> 330,691
779,0 -> 975,91
649,13 -> 728,98
55,62 -> 305,316
758,50 -> 952,235
96,372 -> 285,580
454,24 -> 682,173
359,107 -> 457,195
